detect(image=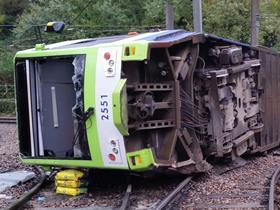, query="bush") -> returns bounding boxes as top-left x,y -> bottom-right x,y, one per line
0,99 -> 15,115
0,42 -> 15,84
